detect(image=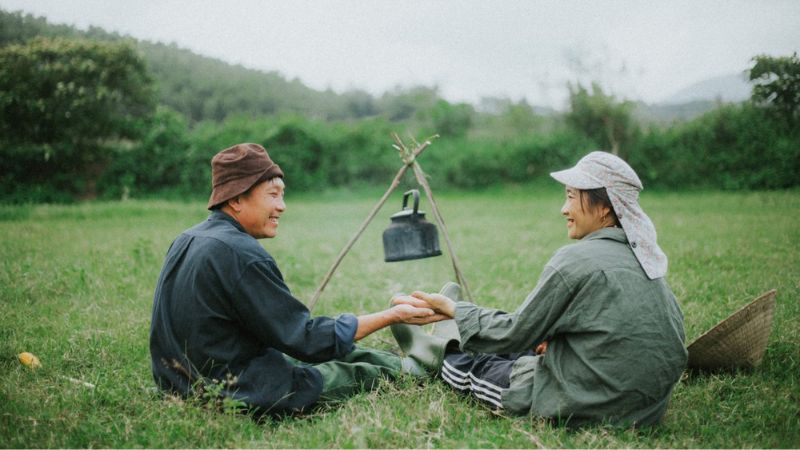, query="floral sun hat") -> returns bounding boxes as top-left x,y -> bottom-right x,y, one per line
550,151 -> 668,280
